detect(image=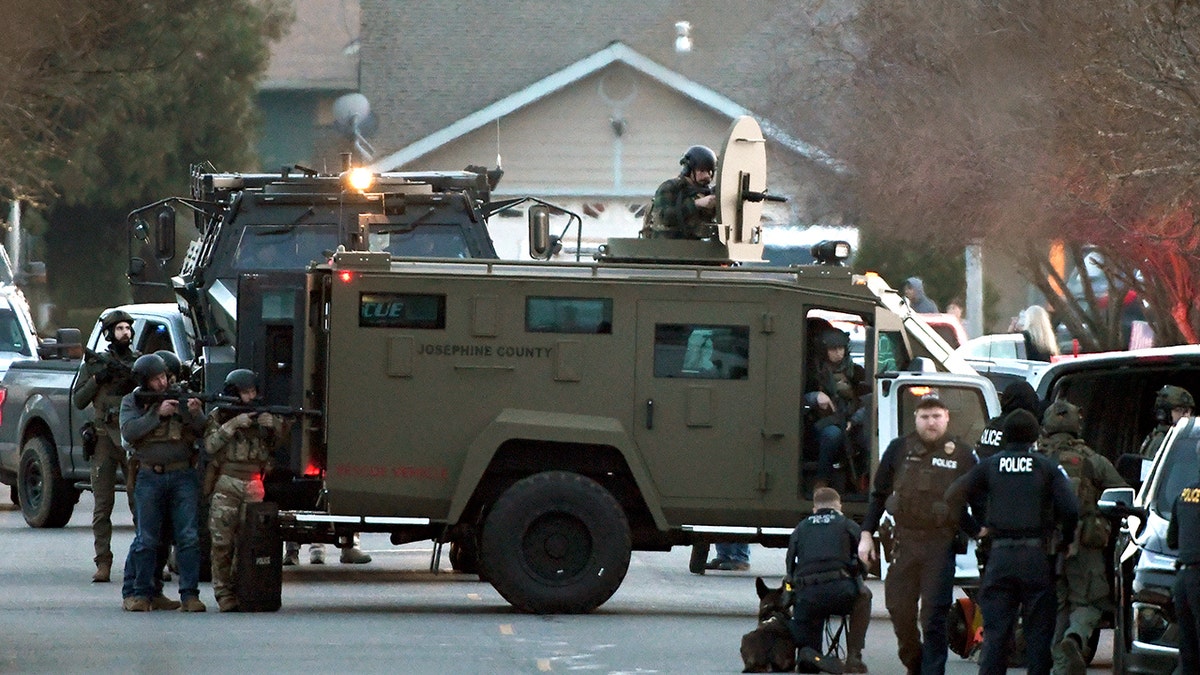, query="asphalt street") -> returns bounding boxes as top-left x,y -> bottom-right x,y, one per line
0,492 -> 1113,674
